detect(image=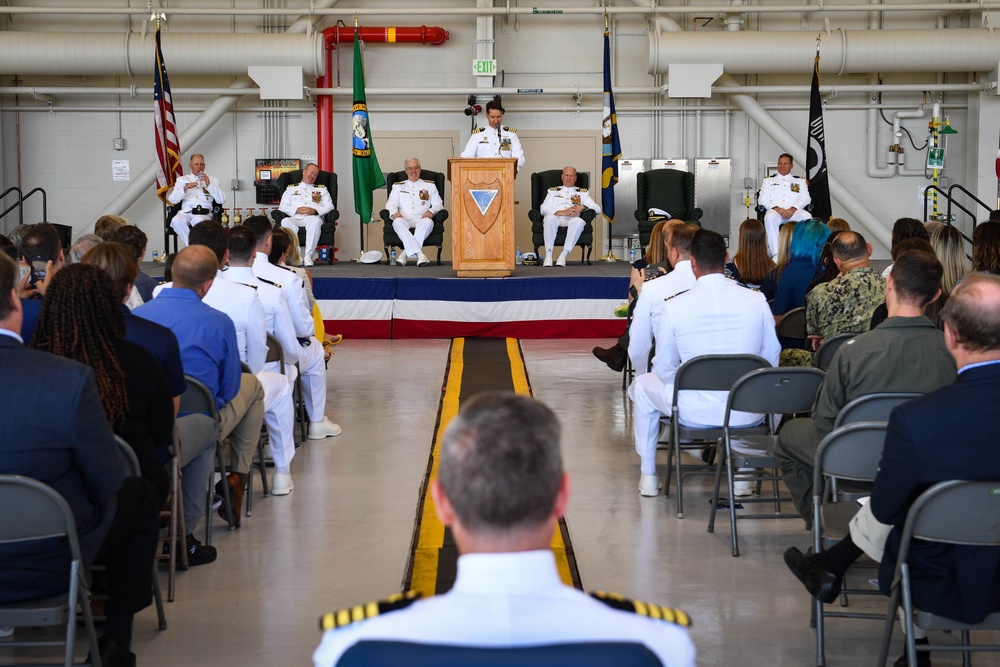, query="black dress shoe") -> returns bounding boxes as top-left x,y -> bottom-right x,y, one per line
592,344 -> 627,372
783,546 -> 843,604
893,639 -> 932,667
